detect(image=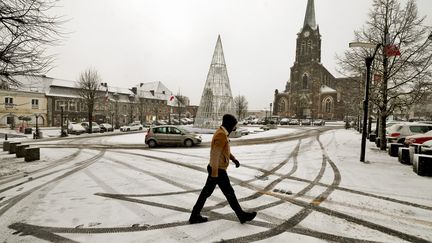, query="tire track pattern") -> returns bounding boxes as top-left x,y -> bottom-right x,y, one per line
5,129 -> 431,242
